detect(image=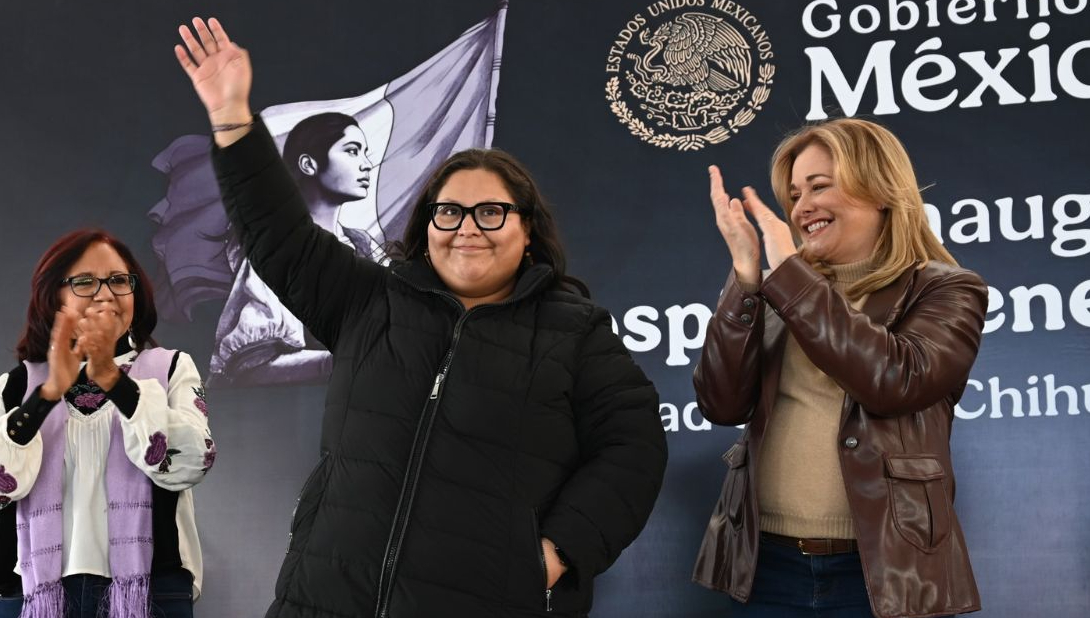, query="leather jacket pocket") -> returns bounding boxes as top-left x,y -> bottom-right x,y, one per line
721,441 -> 749,531
885,454 -> 952,553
